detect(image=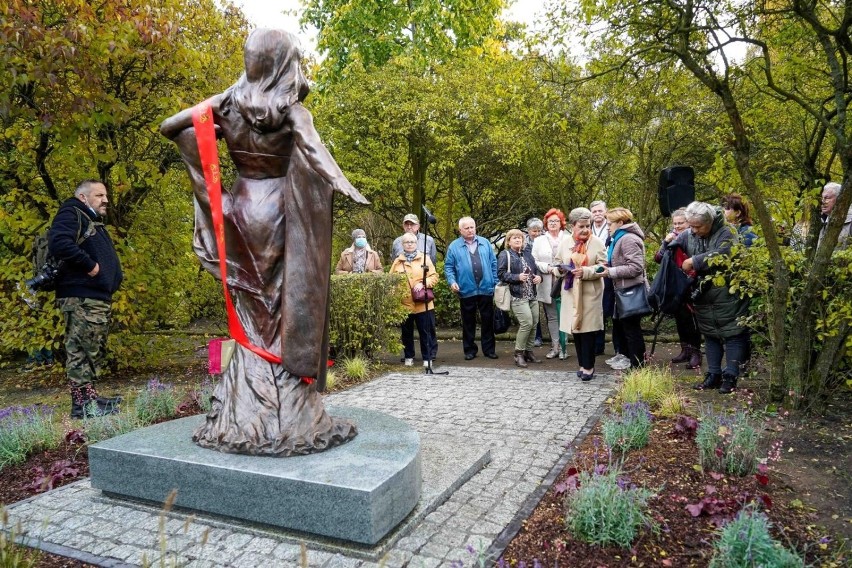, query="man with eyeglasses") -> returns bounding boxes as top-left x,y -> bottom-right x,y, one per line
818,182 -> 852,250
